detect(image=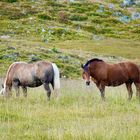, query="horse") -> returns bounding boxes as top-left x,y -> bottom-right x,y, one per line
0,61 -> 61,100
81,58 -> 140,101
